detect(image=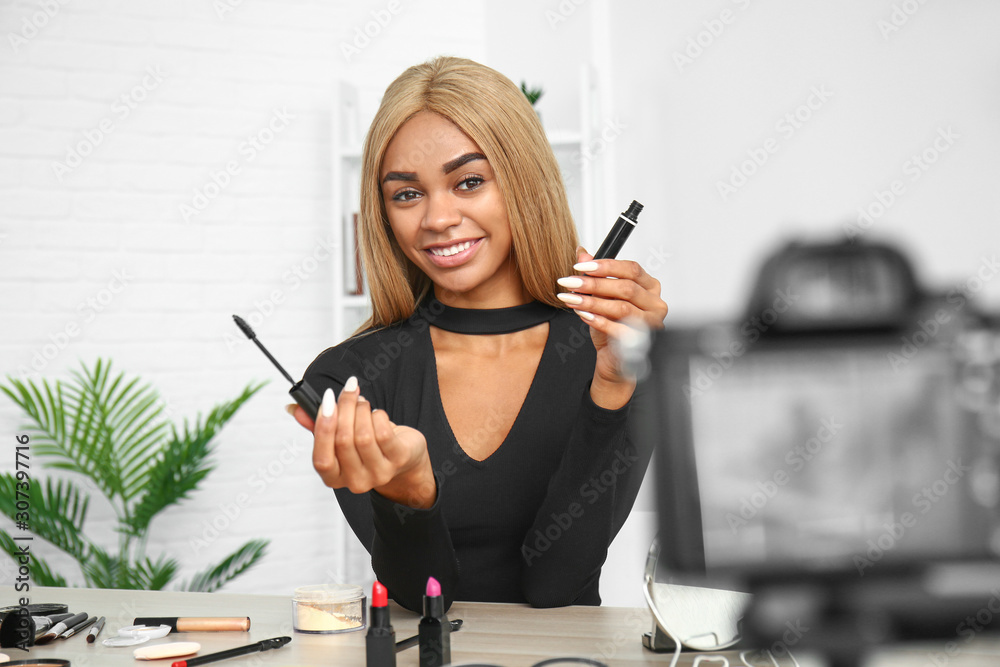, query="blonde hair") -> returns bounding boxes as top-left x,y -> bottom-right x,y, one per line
356,56 -> 578,331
